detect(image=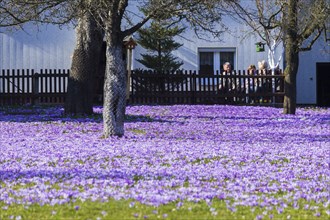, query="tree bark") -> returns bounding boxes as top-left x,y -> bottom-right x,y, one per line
65,12 -> 103,115
283,49 -> 299,114
103,42 -> 127,137
283,0 -> 299,115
